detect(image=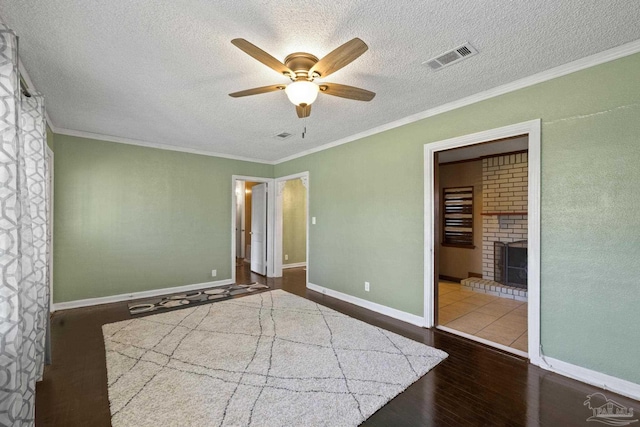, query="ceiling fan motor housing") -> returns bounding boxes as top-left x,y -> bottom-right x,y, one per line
284,52 -> 319,80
